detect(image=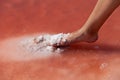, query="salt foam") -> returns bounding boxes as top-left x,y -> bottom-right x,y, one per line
20,33 -> 70,54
